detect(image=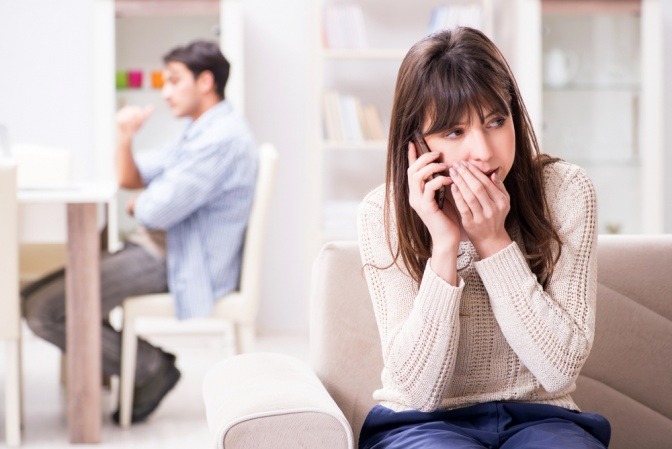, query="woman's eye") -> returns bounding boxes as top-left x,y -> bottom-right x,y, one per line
489,117 -> 506,128
446,129 -> 463,139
